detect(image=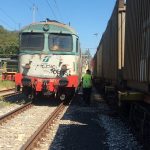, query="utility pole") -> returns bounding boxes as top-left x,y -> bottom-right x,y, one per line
32,4 -> 38,23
